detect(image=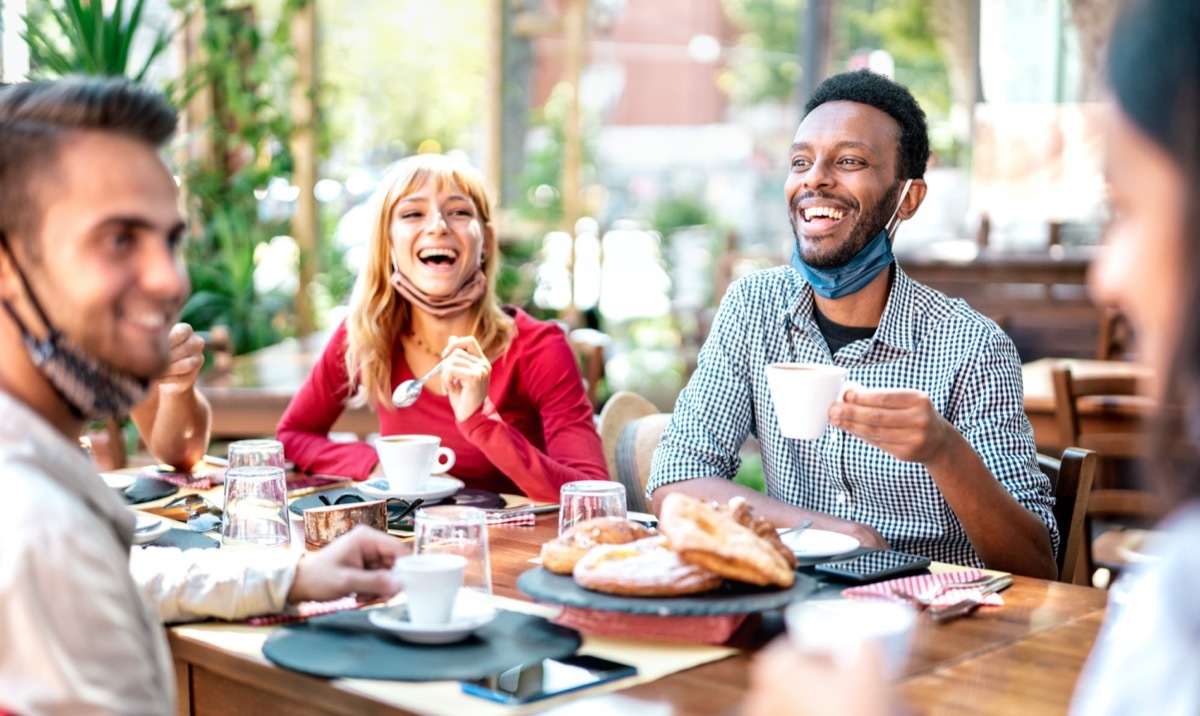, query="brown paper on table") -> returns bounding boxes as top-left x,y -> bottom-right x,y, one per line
173,594 -> 735,716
